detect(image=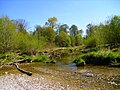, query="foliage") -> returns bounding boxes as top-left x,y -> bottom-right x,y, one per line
0,54 -> 6,59
34,26 -> 55,43
69,25 -> 79,36
45,17 -> 57,29
83,35 -> 96,47
70,36 -> 76,46
73,56 -> 85,65
59,24 -> 69,33
75,35 -> 82,46
0,52 -> 23,65
85,15 -> 120,48
13,19 -> 28,33
44,26 -> 56,43
24,55 -> 48,62
1,15 -> 120,61
55,31 -> 71,47
33,56 -> 48,62
0,16 -> 17,53
74,51 -> 120,65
